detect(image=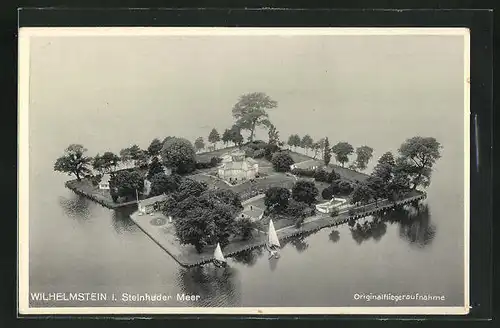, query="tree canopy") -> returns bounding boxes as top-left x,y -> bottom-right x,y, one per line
208,128 -> 220,148
194,137 -> 205,153
292,180 -> 319,205
265,187 -> 291,213
109,169 -> 144,200
54,144 -> 92,181
354,146 -> 373,171
232,92 -> 277,142
267,123 -> 280,146
301,135 -> 314,154
147,138 -> 163,157
161,137 -> 197,174
287,134 -> 301,150
331,142 -> 354,167
147,156 -> 164,180
397,137 -> 442,189
271,151 -> 295,172
323,137 -> 332,166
